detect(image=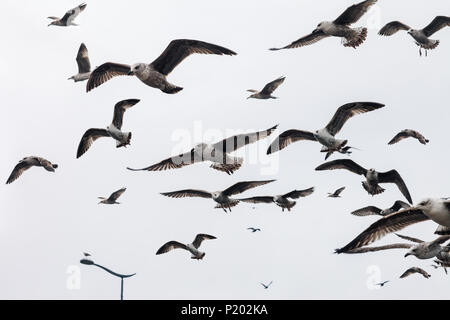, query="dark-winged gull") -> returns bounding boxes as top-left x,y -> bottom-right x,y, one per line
86,39 -> 236,94
328,187 -> 345,198
388,129 -> 429,145
335,198 -> 450,253
161,180 -> 275,213
379,16 -> 450,56
6,156 -> 58,184
260,281 -> 273,289
315,159 -> 413,203
239,187 -> 314,212
156,234 -> 216,260
376,280 -> 389,287
247,227 -> 261,233
98,188 -> 127,205
400,267 -> 430,279
76,99 -> 140,158
247,77 -> 285,99
270,0 -> 377,50
48,3 -> 86,27
68,43 -> 91,82
127,125 -> 277,175
351,200 -> 411,216
266,102 -> 384,158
